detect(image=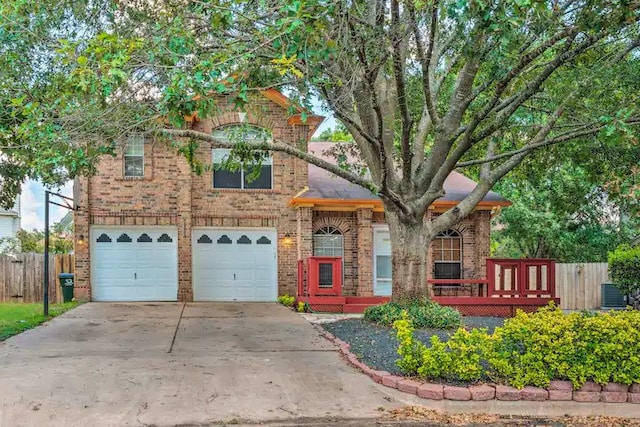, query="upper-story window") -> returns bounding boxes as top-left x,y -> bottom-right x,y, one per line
212,125 -> 273,190
124,135 -> 144,177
